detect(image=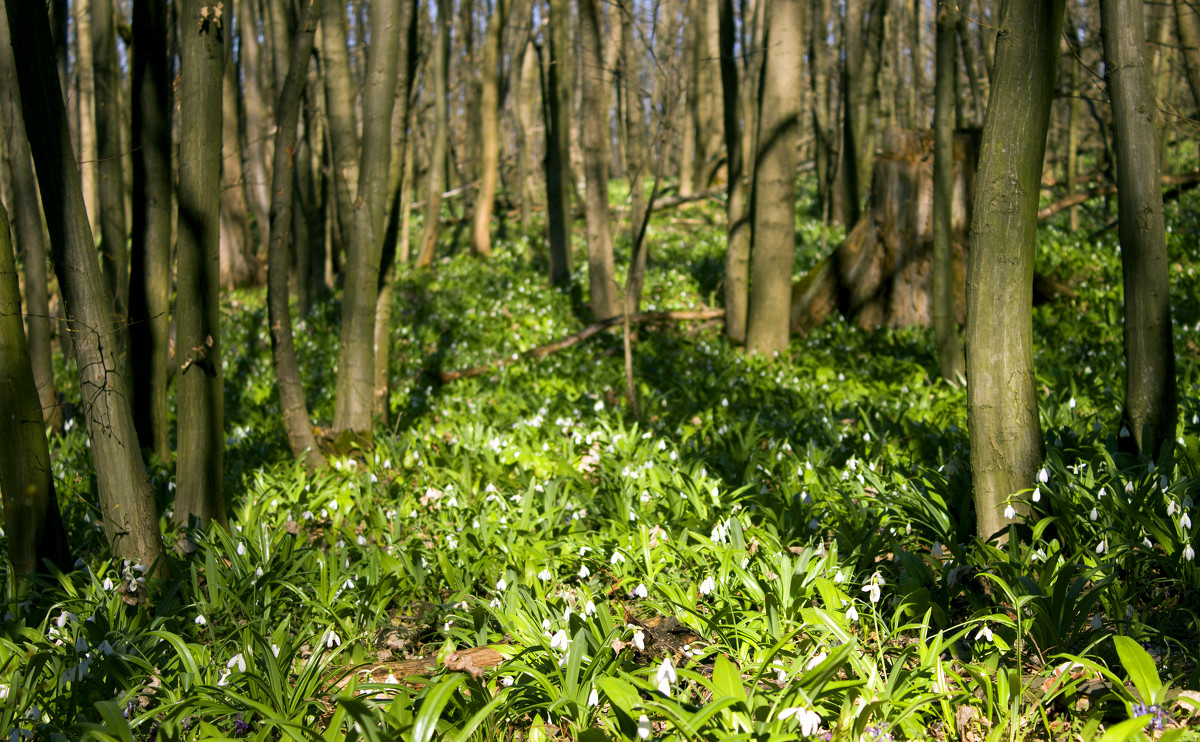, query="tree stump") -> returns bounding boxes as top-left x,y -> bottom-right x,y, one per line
791,127 -> 978,333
